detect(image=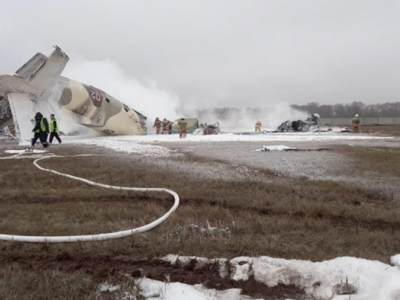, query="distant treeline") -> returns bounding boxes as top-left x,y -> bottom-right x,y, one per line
291,102 -> 400,118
